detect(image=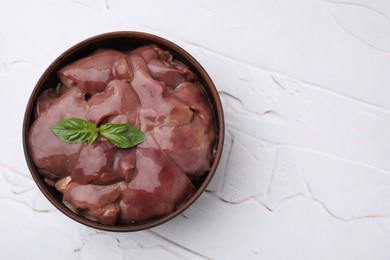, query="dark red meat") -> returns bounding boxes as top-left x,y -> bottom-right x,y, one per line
147,58 -> 196,88
29,45 -> 216,224
58,49 -> 126,94
119,148 -> 195,222
86,79 -> 140,126
154,114 -> 214,176
29,88 -> 87,178
63,182 -> 121,225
